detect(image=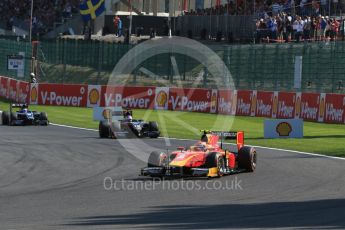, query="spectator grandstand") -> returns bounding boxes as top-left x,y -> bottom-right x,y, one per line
0,0 -> 344,43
